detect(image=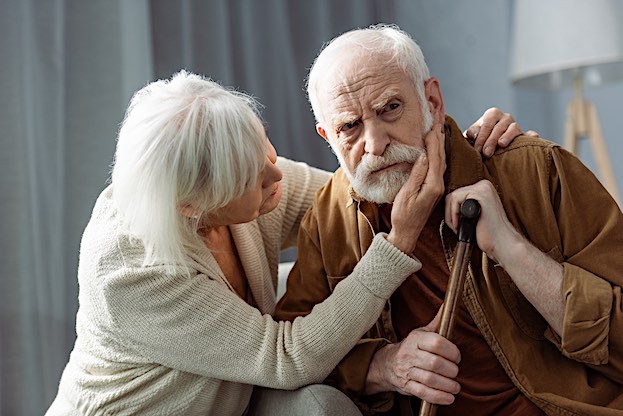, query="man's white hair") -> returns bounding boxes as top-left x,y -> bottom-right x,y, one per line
111,70 -> 266,270
306,23 -> 431,125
